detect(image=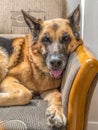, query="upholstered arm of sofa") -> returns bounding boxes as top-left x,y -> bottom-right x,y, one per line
0,35 -> 98,130
62,45 -> 98,130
